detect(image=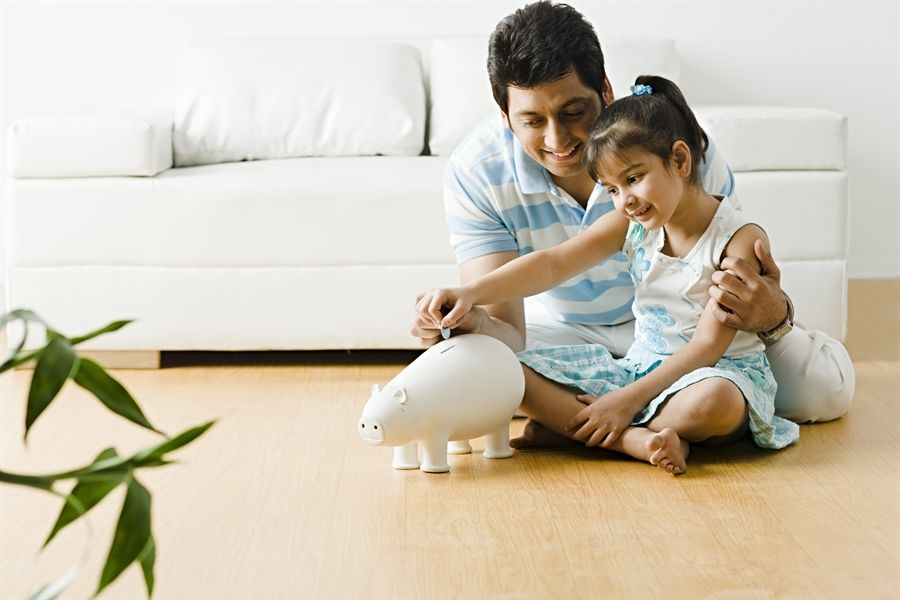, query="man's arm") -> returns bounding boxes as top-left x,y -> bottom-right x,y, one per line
700,137 -> 789,334
709,239 -> 788,334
